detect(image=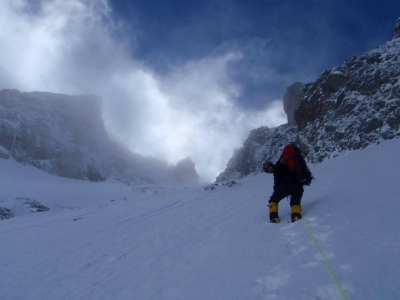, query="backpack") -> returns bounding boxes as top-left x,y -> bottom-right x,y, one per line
281,143 -> 314,186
